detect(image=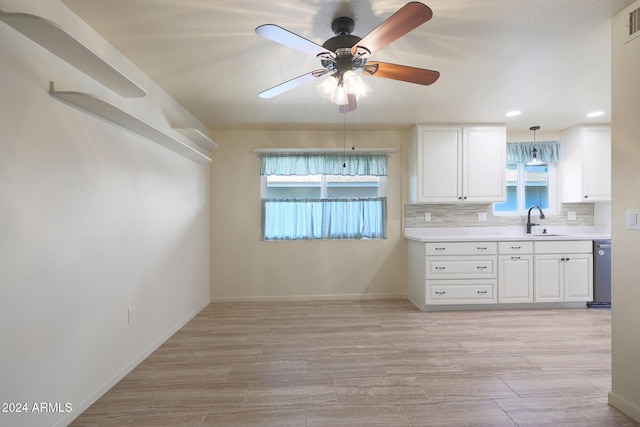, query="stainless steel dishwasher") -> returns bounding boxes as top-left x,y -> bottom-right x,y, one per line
588,239 -> 611,308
